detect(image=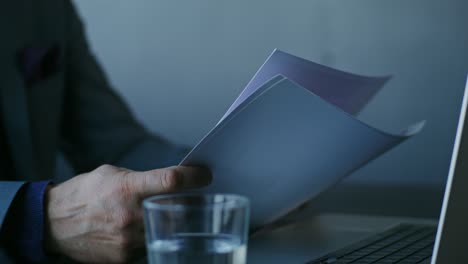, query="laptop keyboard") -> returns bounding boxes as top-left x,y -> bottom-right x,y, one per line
307,224 -> 436,264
